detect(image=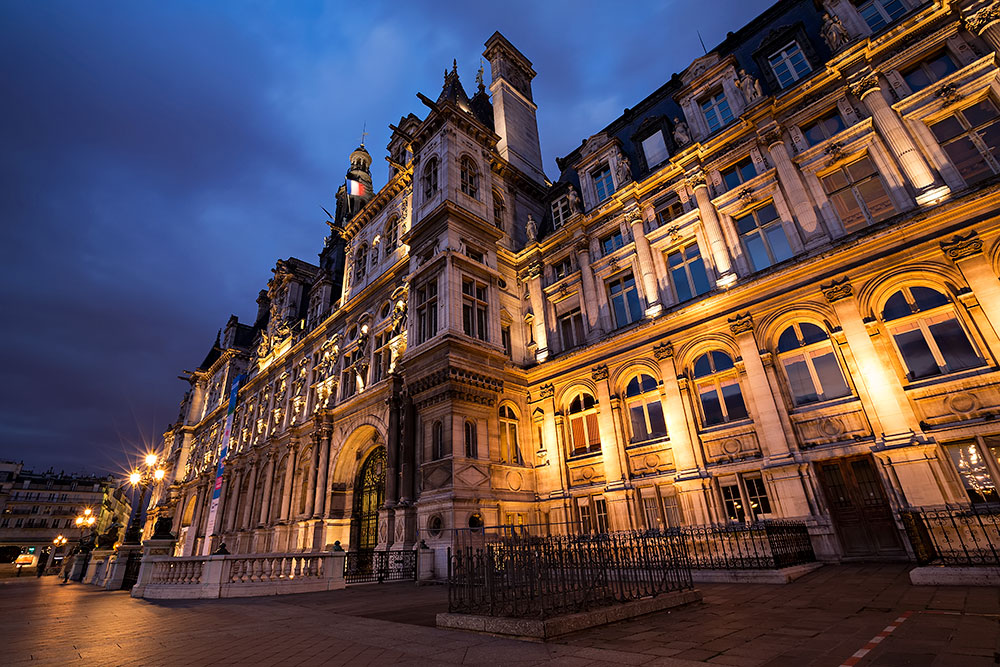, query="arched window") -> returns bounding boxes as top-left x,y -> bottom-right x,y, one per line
354,244 -> 368,282
181,495 -> 197,527
422,157 -> 438,199
693,351 -> 748,426
464,420 -> 478,458
460,156 -> 479,199
383,216 -> 399,257
431,420 -> 444,460
492,190 -> 505,228
499,405 -> 522,464
881,286 -> 981,379
625,374 -> 666,442
568,393 -> 600,456
777,322 -> 851,405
